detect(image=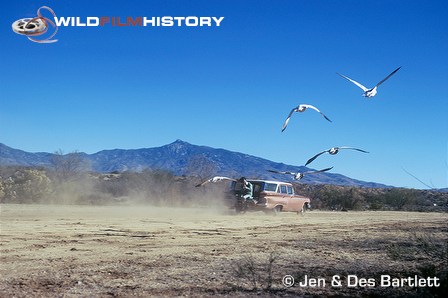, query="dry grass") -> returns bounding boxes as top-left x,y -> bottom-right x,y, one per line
1,204 -> 447,297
